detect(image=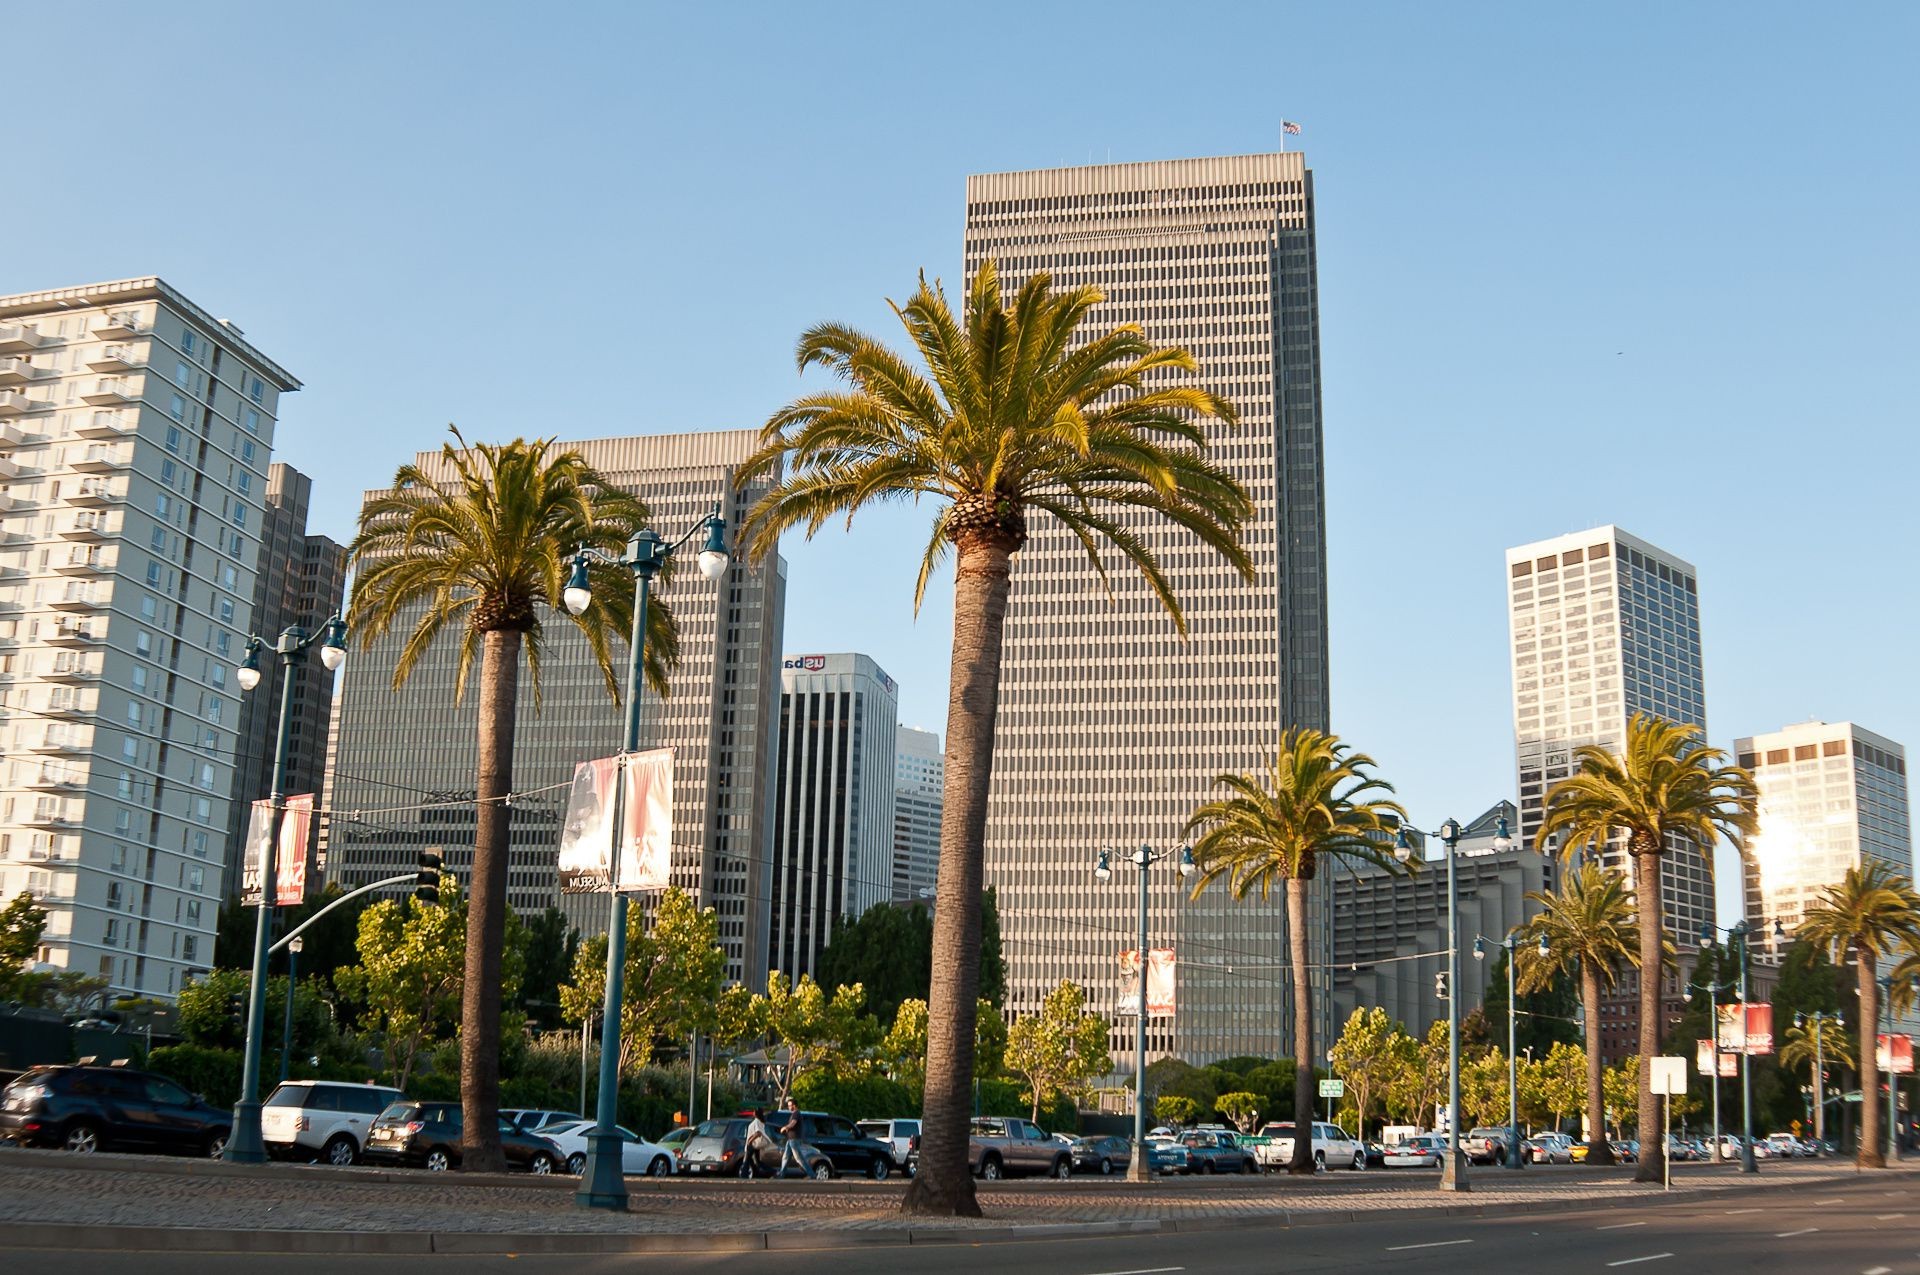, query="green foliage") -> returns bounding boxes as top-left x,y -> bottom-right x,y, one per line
1603,1056 -> 1640,1135
0,892 -> 47,997
333,884 -> 470,1088
1215,1091 -> 1262,1133
1004,980 -> 1110,1123
1243,1060 -> 1302,1123
754,971 -> 881,1100
1482,944 -> 1580,1059
1154,1095 -> 1201,1128
817,903 -> 932,1026
147,1044 -> 243,1110
794,1070 -> 915,1121
519,907 -> 577,1030
176,969 -> 250,1049
1328,1005 -> 1403,1139
978,887 -> 1007,1010
1520,1040 -> 1587,1129
4,970 -> 109,1013
880,998 -> 929,1090
558,887 -> 723,1073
